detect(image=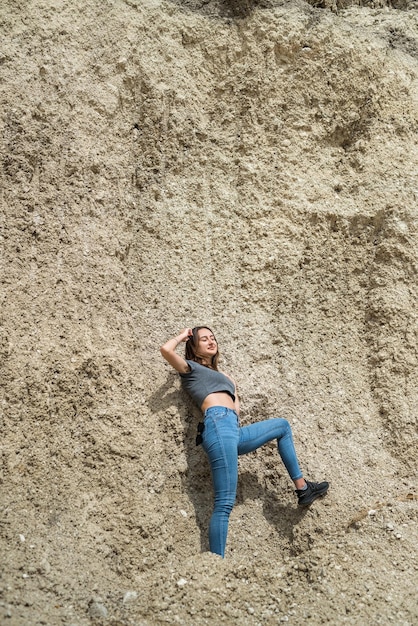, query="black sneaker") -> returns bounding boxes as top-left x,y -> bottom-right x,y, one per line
296,480 -> 329,506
